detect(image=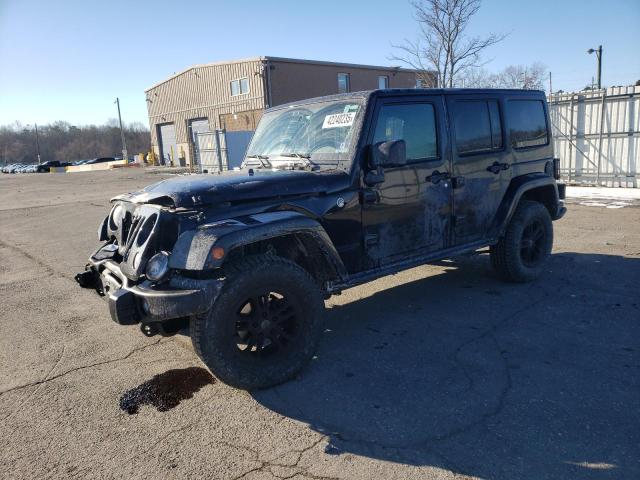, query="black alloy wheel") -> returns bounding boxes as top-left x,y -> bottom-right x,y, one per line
234,291 -> 299,355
